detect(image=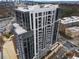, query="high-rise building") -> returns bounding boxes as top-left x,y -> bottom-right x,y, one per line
15,4 -> 60,59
